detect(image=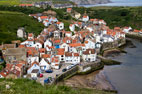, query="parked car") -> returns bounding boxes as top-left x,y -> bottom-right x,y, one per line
44,78 -> 50,84
66,66 -> 72,70
40,74 -> 43,77
45,69 -> 53,73
62,68 -> 67,72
